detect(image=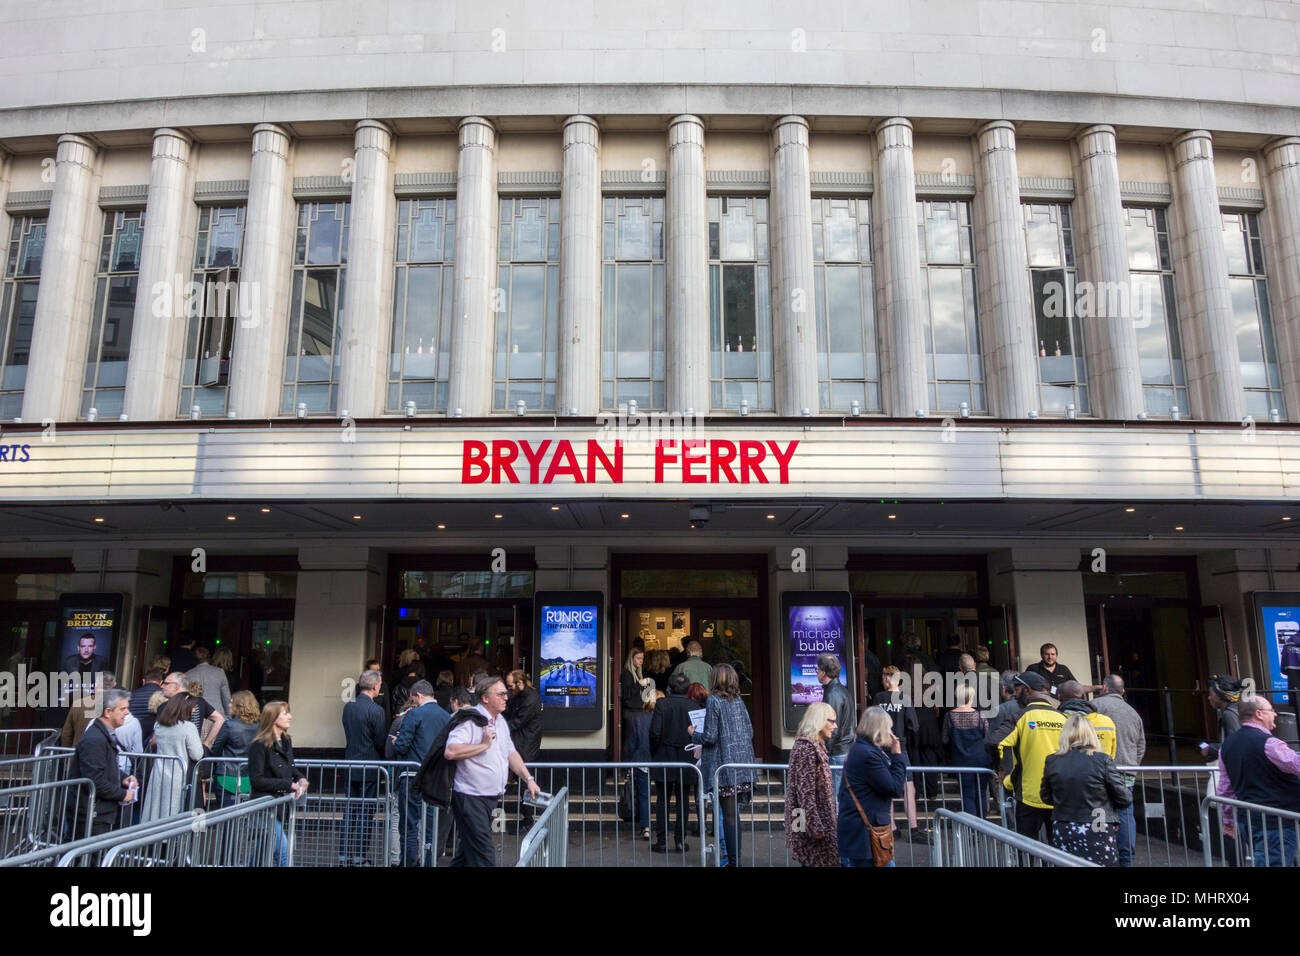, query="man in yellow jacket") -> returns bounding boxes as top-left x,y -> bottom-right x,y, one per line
998,671 -> 1066,841
1059,680 -> 1117,758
